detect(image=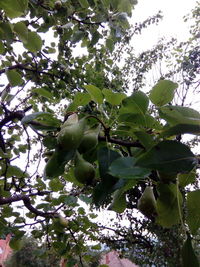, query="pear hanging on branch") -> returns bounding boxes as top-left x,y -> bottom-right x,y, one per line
137,186 -> 157,219
74,152 -> 95,185
78,125 -> 100,154
57,113 -> 86,151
